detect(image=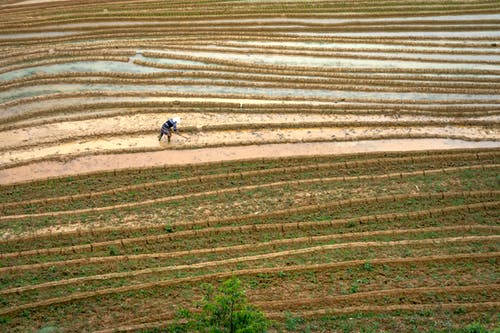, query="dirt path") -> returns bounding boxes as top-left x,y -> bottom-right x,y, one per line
0,138 -> 499,185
